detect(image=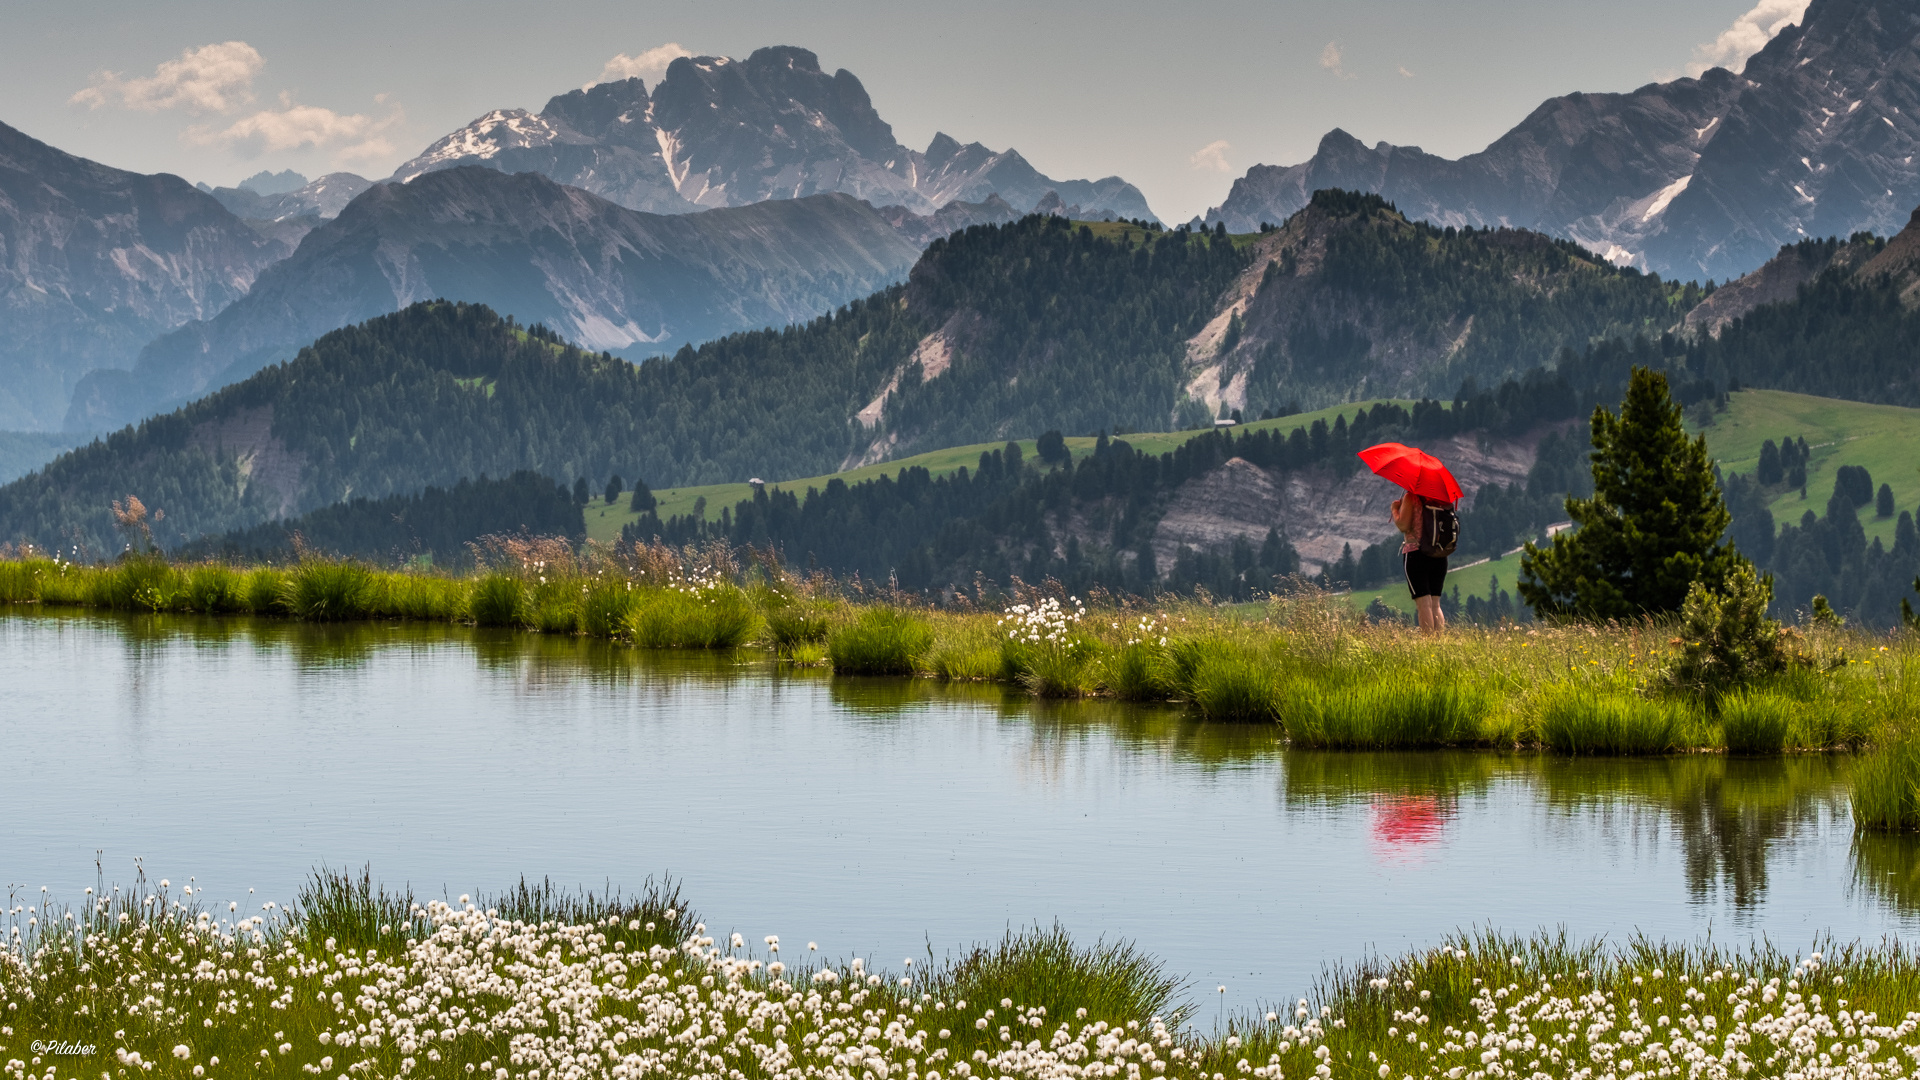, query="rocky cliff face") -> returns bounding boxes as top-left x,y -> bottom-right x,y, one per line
1146,432 -> 1542,578
0,120 -> 288,430
391,46 -> 1157,222
65,167 -> 921,431
1209,0 -> 1920,282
